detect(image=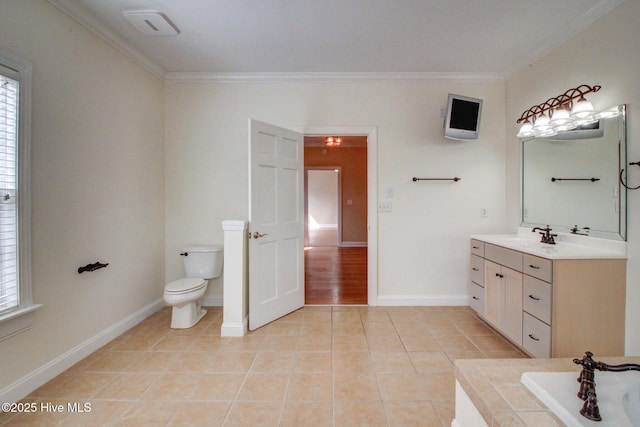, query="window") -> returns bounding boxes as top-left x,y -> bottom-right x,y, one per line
0,64 -> 19,315
0,50 -> 37,341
